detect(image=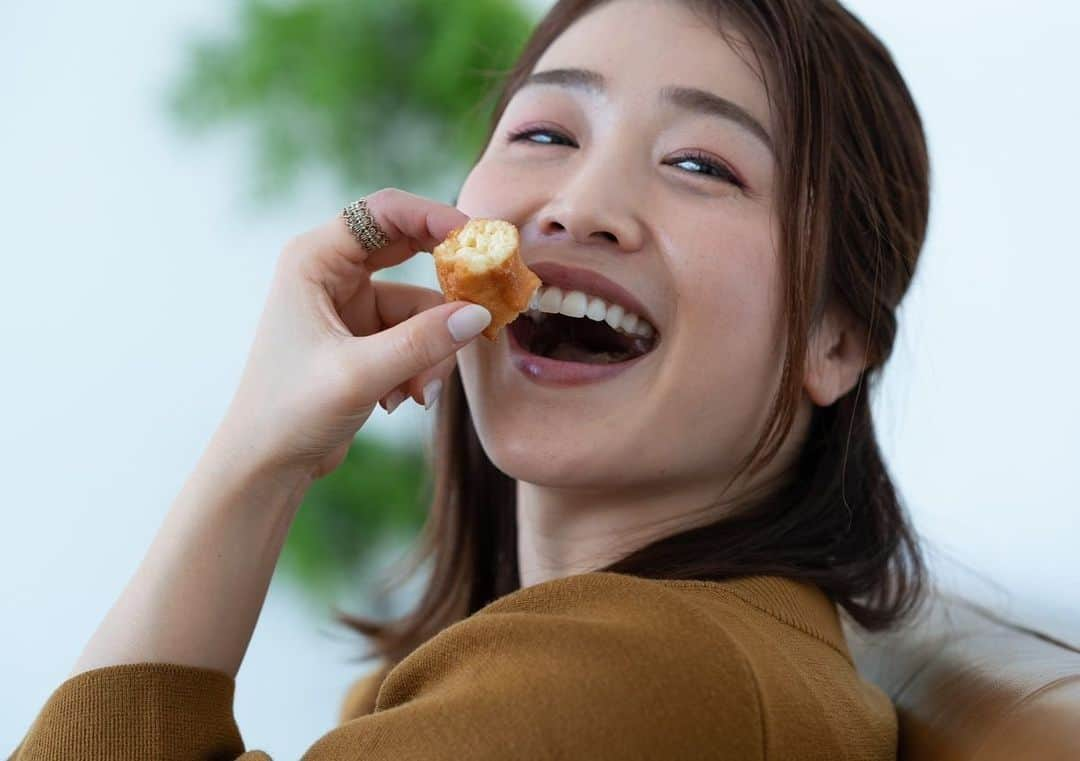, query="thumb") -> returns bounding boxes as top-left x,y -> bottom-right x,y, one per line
346,302 -> 492,397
